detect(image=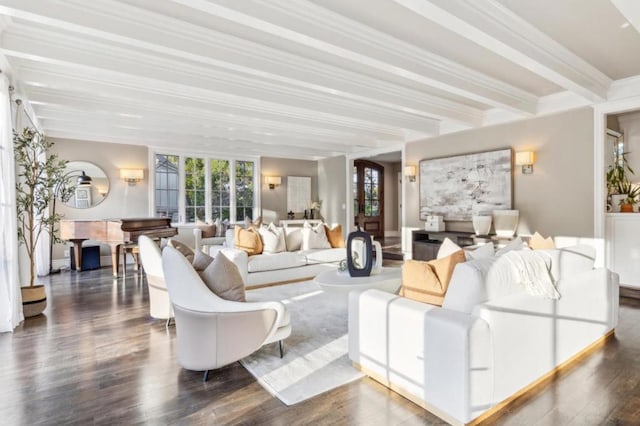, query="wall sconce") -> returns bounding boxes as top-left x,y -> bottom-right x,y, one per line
515,151 -> 535,174
120,169 -> 144,186
265,176 -> 281,189
404,165 -> 416,183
